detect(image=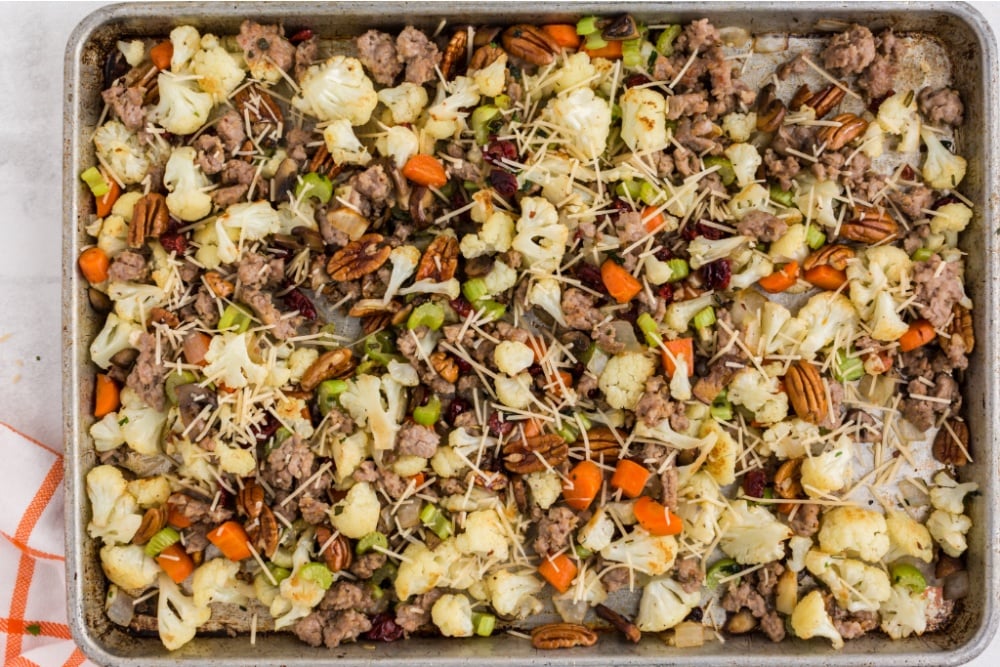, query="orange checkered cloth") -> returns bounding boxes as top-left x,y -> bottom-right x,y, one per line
0,423 -> 96,667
